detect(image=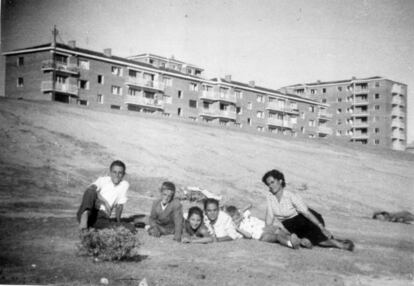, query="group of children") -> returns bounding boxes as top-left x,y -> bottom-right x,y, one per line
147,181 -> 310,249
